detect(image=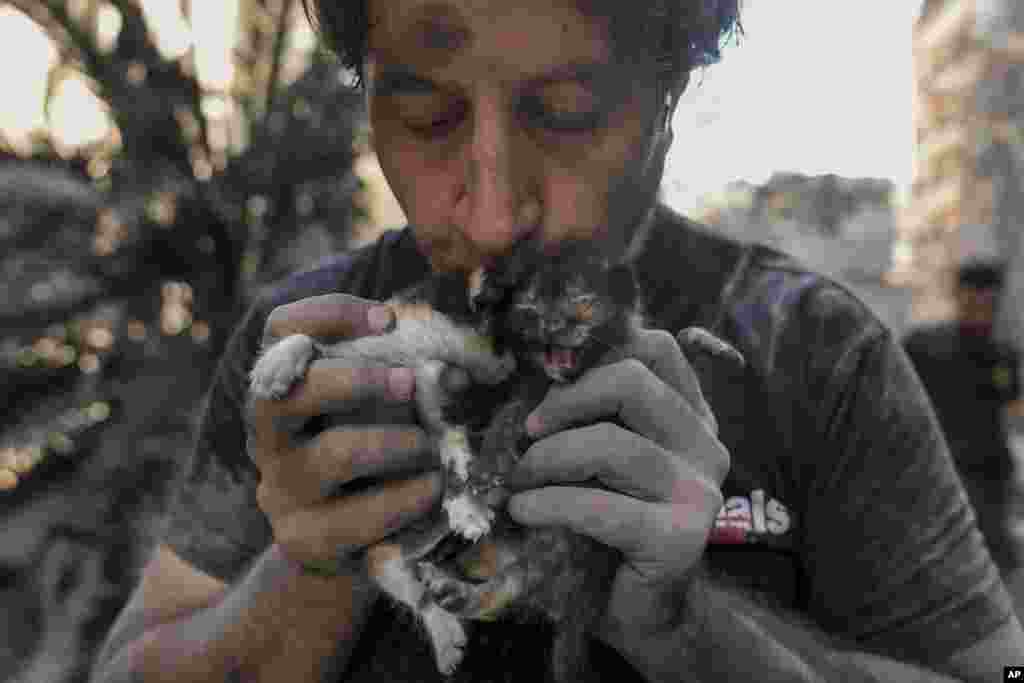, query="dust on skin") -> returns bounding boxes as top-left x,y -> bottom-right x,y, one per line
365,0 -> 666,275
